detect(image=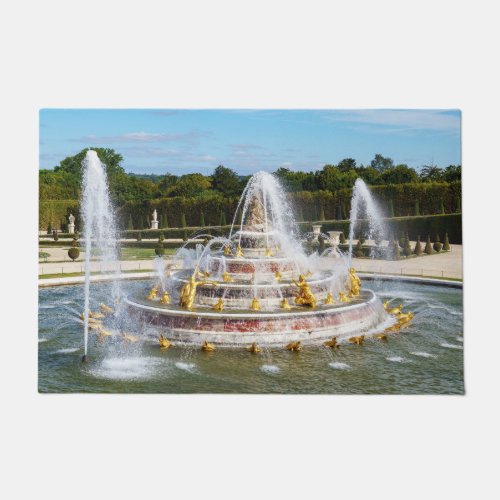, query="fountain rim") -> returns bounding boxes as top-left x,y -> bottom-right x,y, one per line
124,289 -> 377,320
